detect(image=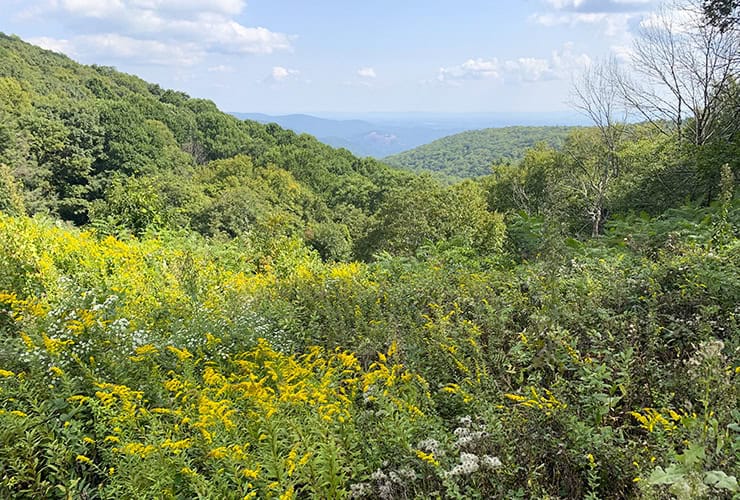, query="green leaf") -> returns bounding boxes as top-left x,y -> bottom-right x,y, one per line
704,471 -> 738,492
647,465 -> 684,485
678,443 -> 705,468
564,237 -> 583,249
